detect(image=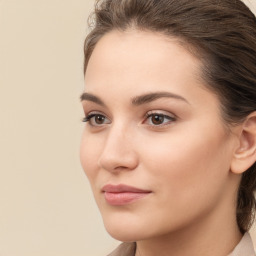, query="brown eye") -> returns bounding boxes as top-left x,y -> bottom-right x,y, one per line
151,114 -> 164,125
144,112 -> 176,126
95,115 -> 106,124
83,113 -> 111,126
